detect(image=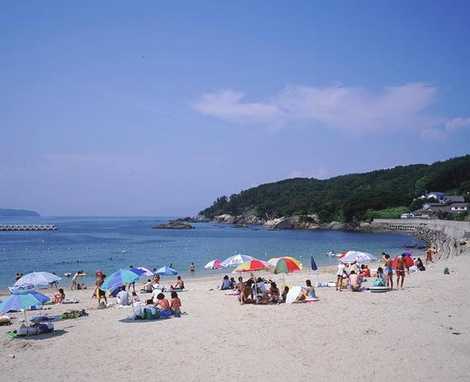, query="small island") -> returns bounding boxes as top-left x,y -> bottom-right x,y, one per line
152,219 -> 194,230
0,208 -> 40,217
